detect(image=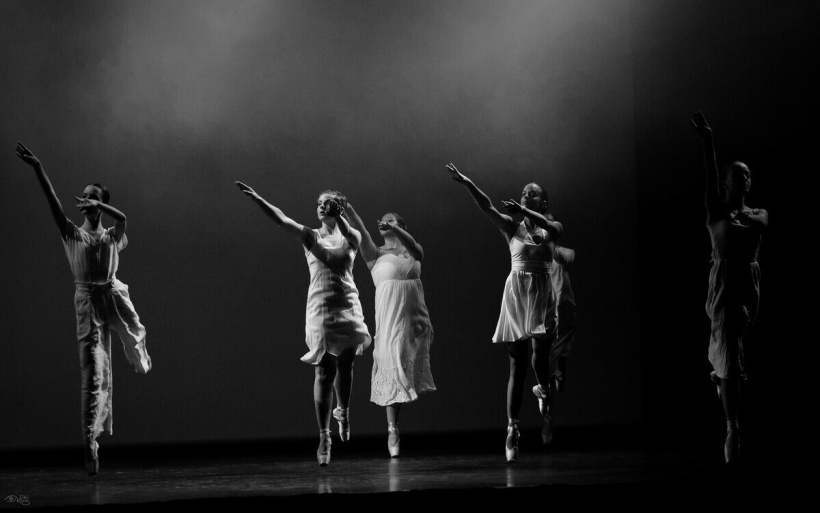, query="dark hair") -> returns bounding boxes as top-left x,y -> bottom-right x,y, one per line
382,212 -> 407,230
319,190 -> 347,208
87,183 -> 110,204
